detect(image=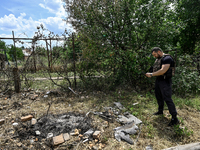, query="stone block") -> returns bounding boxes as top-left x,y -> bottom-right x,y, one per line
53,134 -> 64,146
